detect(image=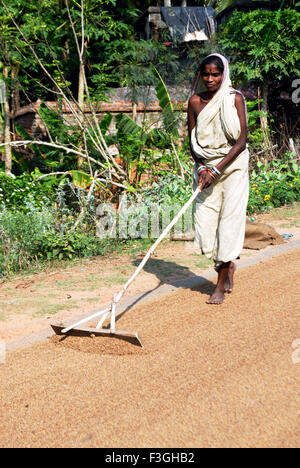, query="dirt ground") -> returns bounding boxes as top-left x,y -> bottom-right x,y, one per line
0,204 -> 300,346
0,245 -> 299,448
0,204 -> 299,448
